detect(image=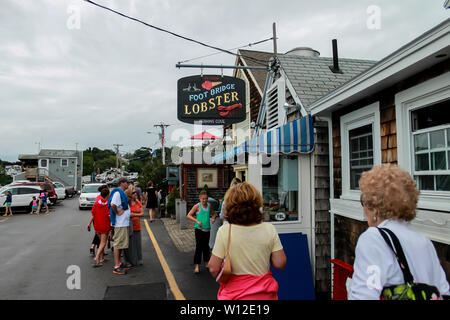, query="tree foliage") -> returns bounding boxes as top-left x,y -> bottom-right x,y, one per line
0,160 -> 13,186
82,148 -> 117,176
